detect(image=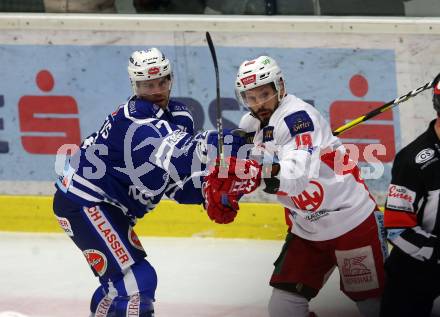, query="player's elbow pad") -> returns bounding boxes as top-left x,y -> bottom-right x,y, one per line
278,150 -> 311,196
